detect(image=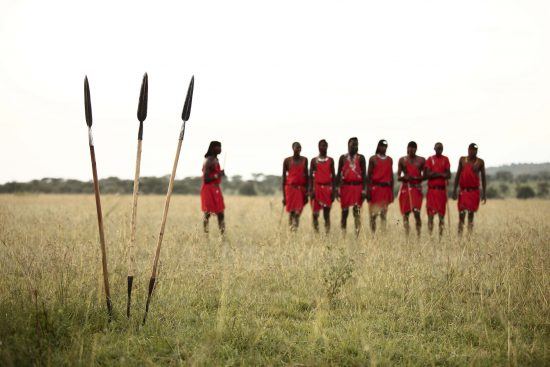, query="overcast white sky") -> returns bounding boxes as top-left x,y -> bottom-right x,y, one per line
1,0 -> 549,183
